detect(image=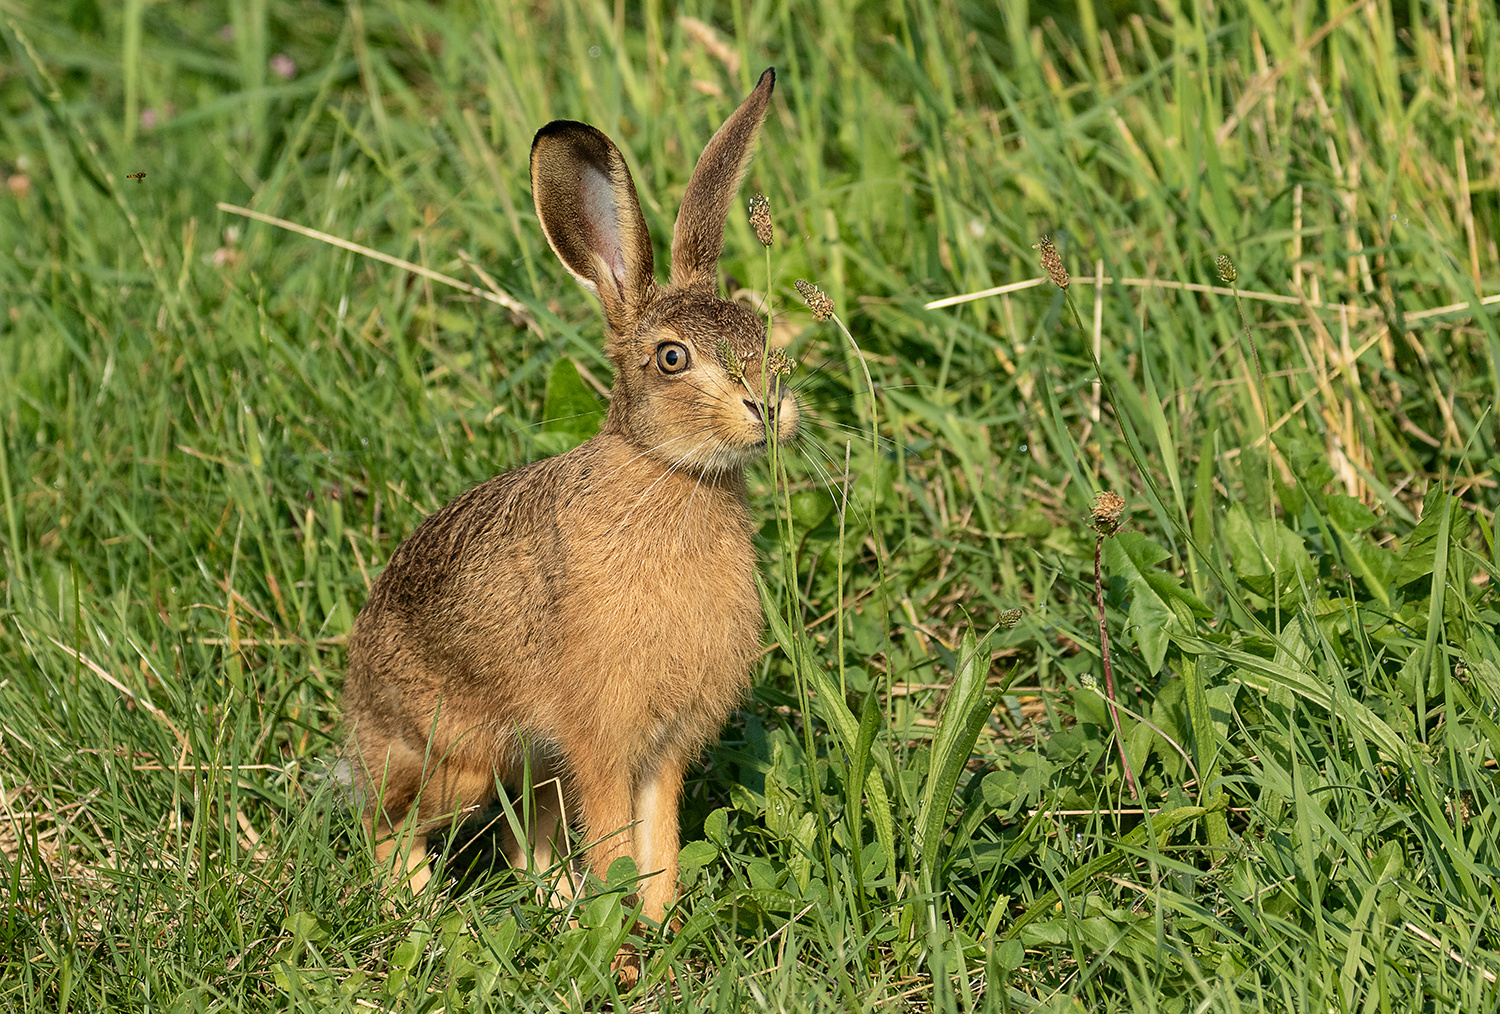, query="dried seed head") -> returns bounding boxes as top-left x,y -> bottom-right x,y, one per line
1088,491 -> 1127,536
795,279 -> 834,321
1034,236 -> 1069,290
1215,255 -> 1237,284
715,337 -> 744,382
748,194 -> 774,247
766,349 -> 795,376
998,608 -> 1023,629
